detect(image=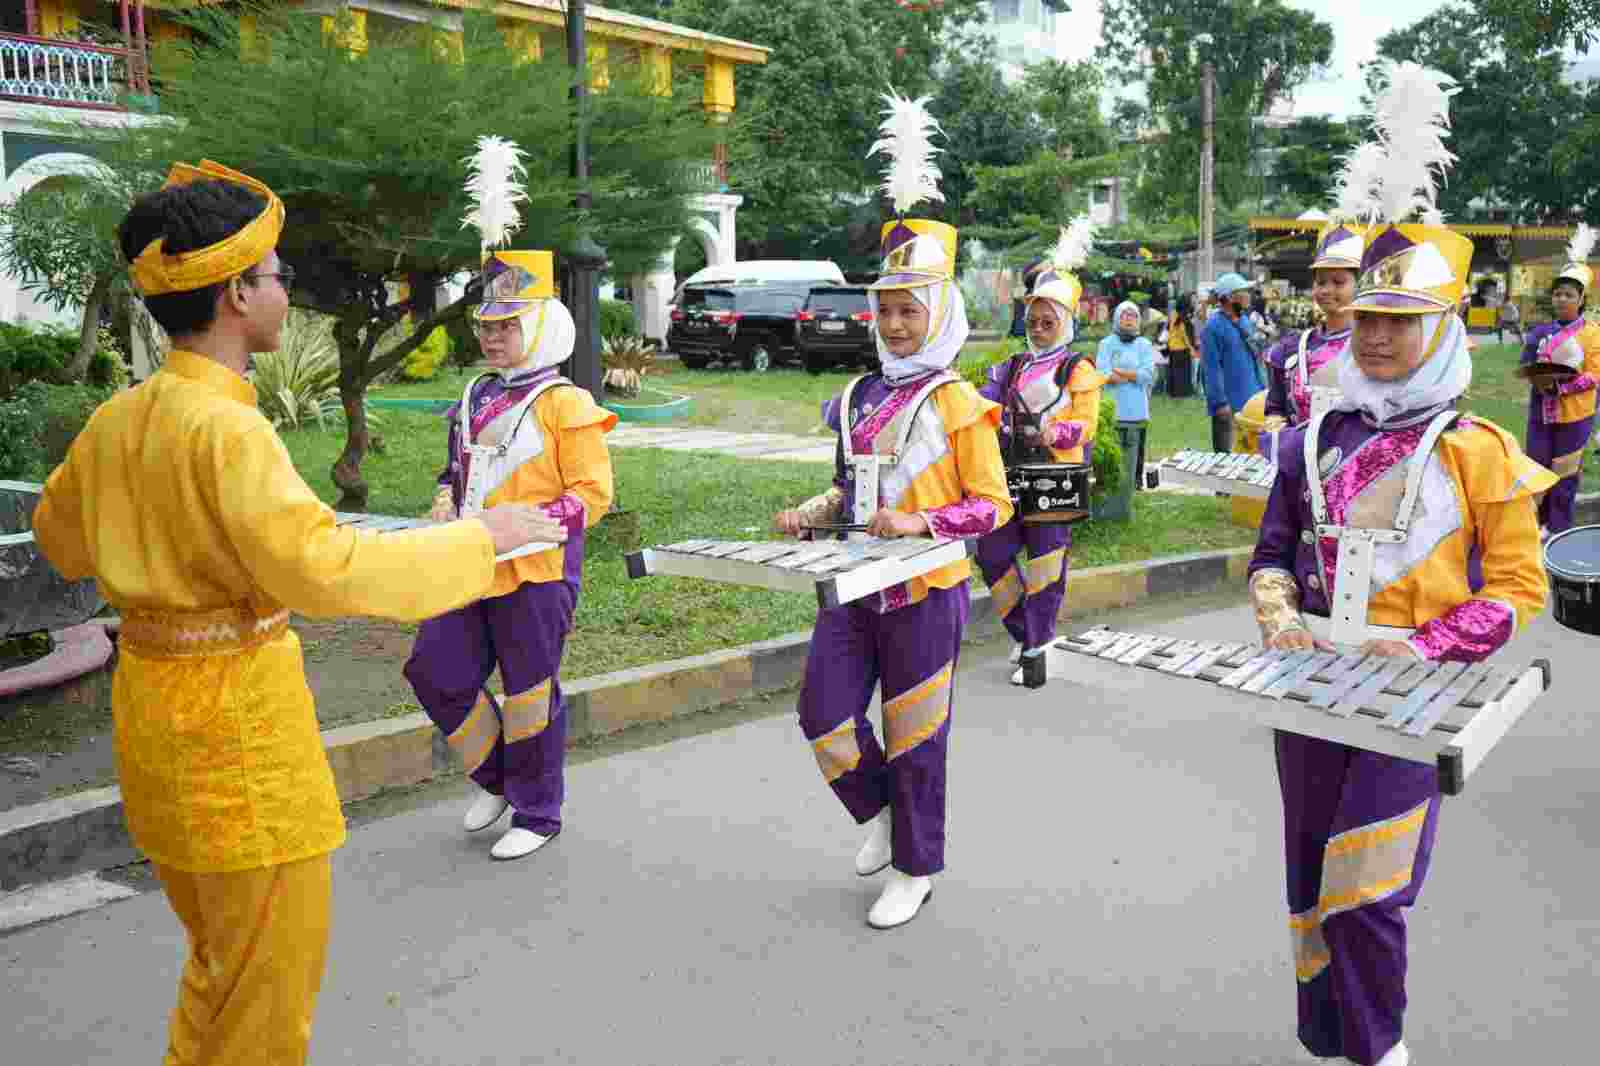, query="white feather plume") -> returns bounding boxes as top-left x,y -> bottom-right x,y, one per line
461,135 -> 529,253
1330,141 -> 1385,223
868,89 -> 945,216
1328,61 -> 1457,225
1051,214 -> 1097,271
1566,222 -> 1597,266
